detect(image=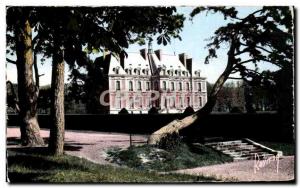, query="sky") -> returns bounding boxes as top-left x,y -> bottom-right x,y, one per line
6,6 -> 280,85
